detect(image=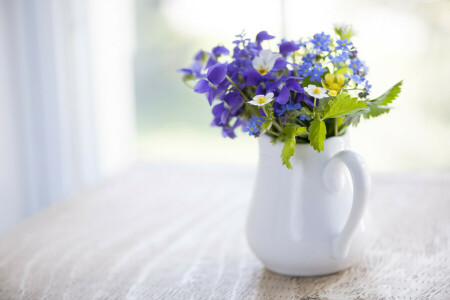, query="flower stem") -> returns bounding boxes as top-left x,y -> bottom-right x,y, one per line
226,75 -> 250,102
334,118 -> 338,136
